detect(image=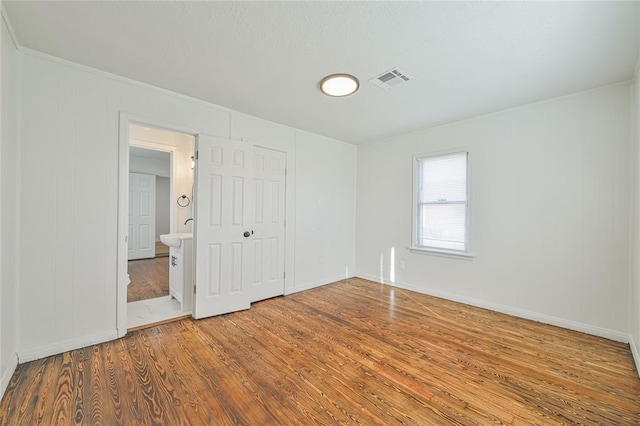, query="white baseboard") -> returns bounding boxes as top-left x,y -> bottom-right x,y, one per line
355,274 -> 629,343
0,353 -> 18,401
355,273 -> 388,285
630,335 -> 640,378
286,274 -> 353,295
18,330 -> 119,363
